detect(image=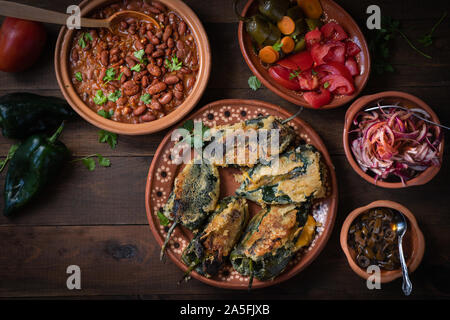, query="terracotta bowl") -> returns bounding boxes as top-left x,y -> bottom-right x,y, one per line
145,99 -> 338,289
340,200 -> 425,283
55,0 -> 211,135
237,0 -> 370,109
343,91 -> 444,188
